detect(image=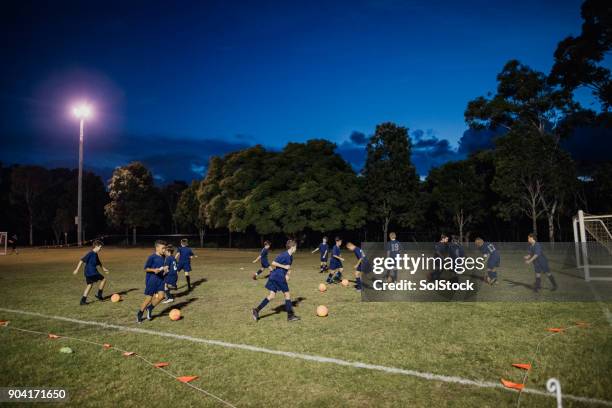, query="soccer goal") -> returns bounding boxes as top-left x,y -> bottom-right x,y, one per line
0,232 -> 7,255
573,210 -> 612,281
